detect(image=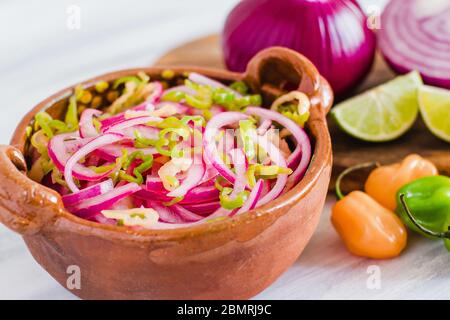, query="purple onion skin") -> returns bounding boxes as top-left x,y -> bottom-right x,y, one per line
222,0 -> 376,96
